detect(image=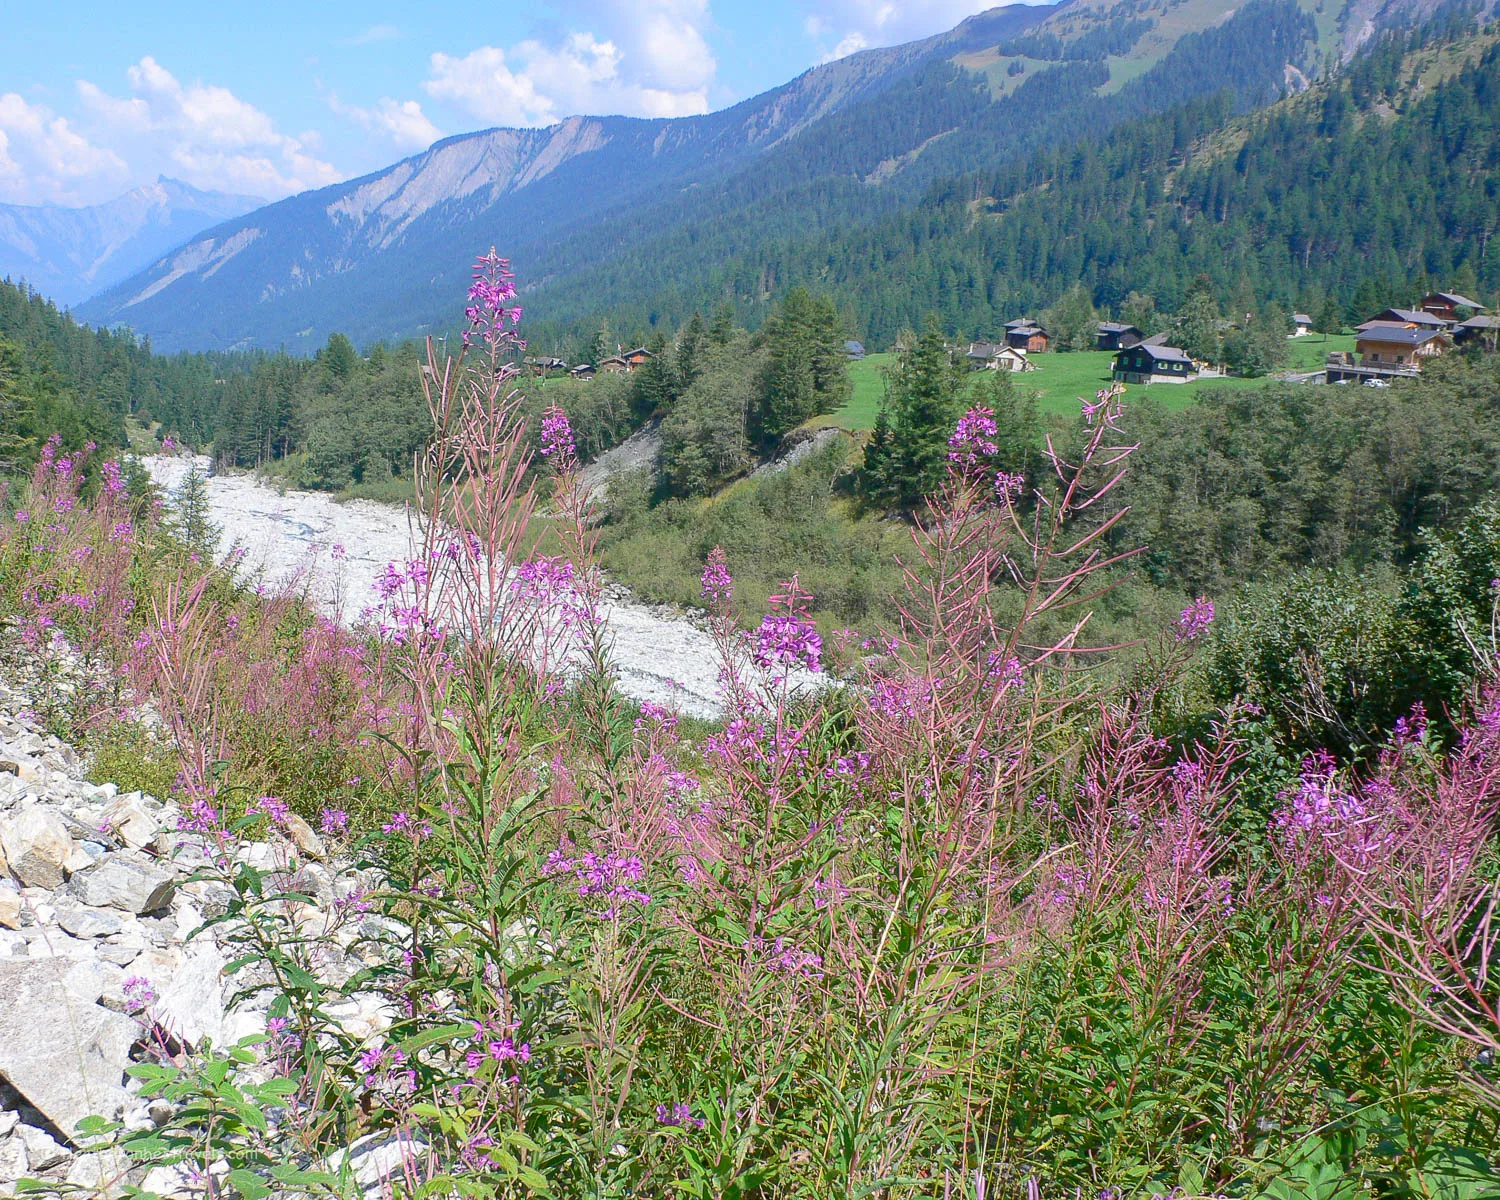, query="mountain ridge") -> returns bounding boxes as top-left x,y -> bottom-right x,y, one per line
0,178 -> 264,308
76,0 -> 1465,352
